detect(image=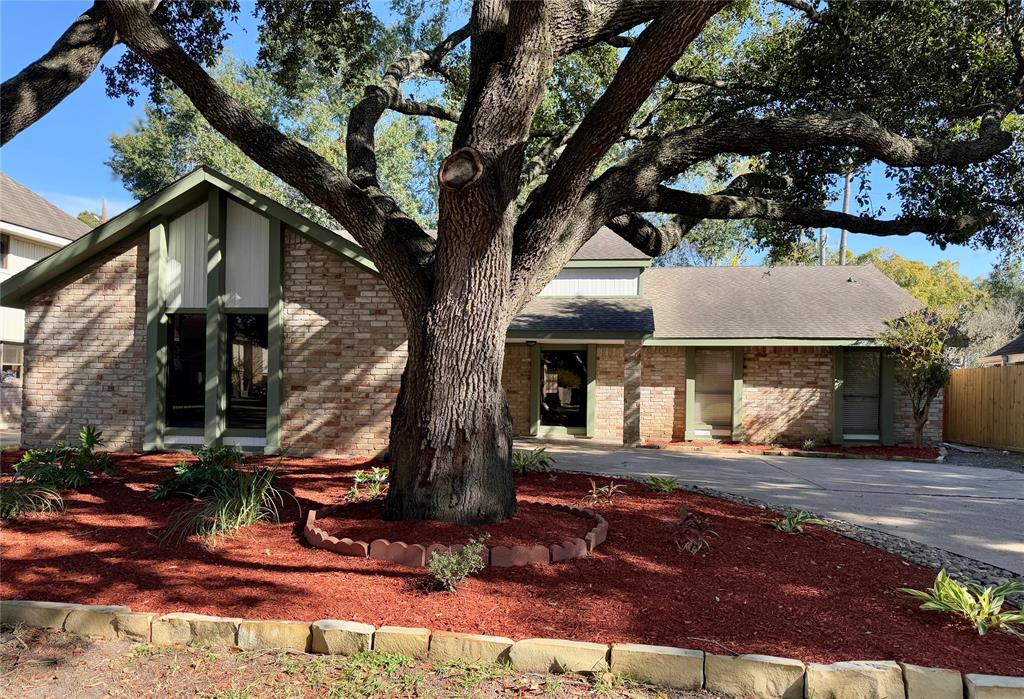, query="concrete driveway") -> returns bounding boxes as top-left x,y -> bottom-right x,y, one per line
533,442 -> 1024,575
